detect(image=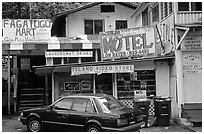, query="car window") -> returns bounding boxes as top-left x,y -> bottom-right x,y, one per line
72,98 -> 93,112
85,100 -> 94,113
54,98 -> 73,110
98,96 -> 124,113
